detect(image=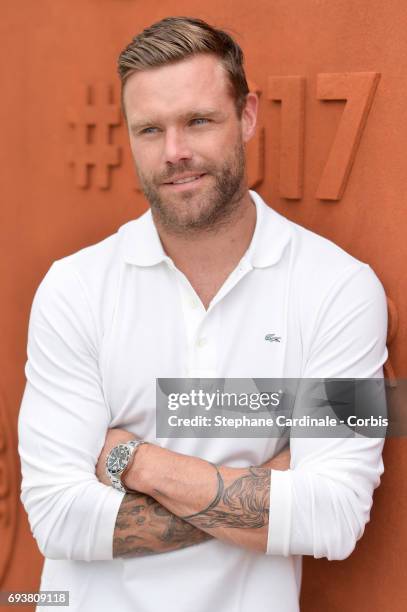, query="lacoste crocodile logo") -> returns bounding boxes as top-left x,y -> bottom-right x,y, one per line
265,333 -> 281,343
